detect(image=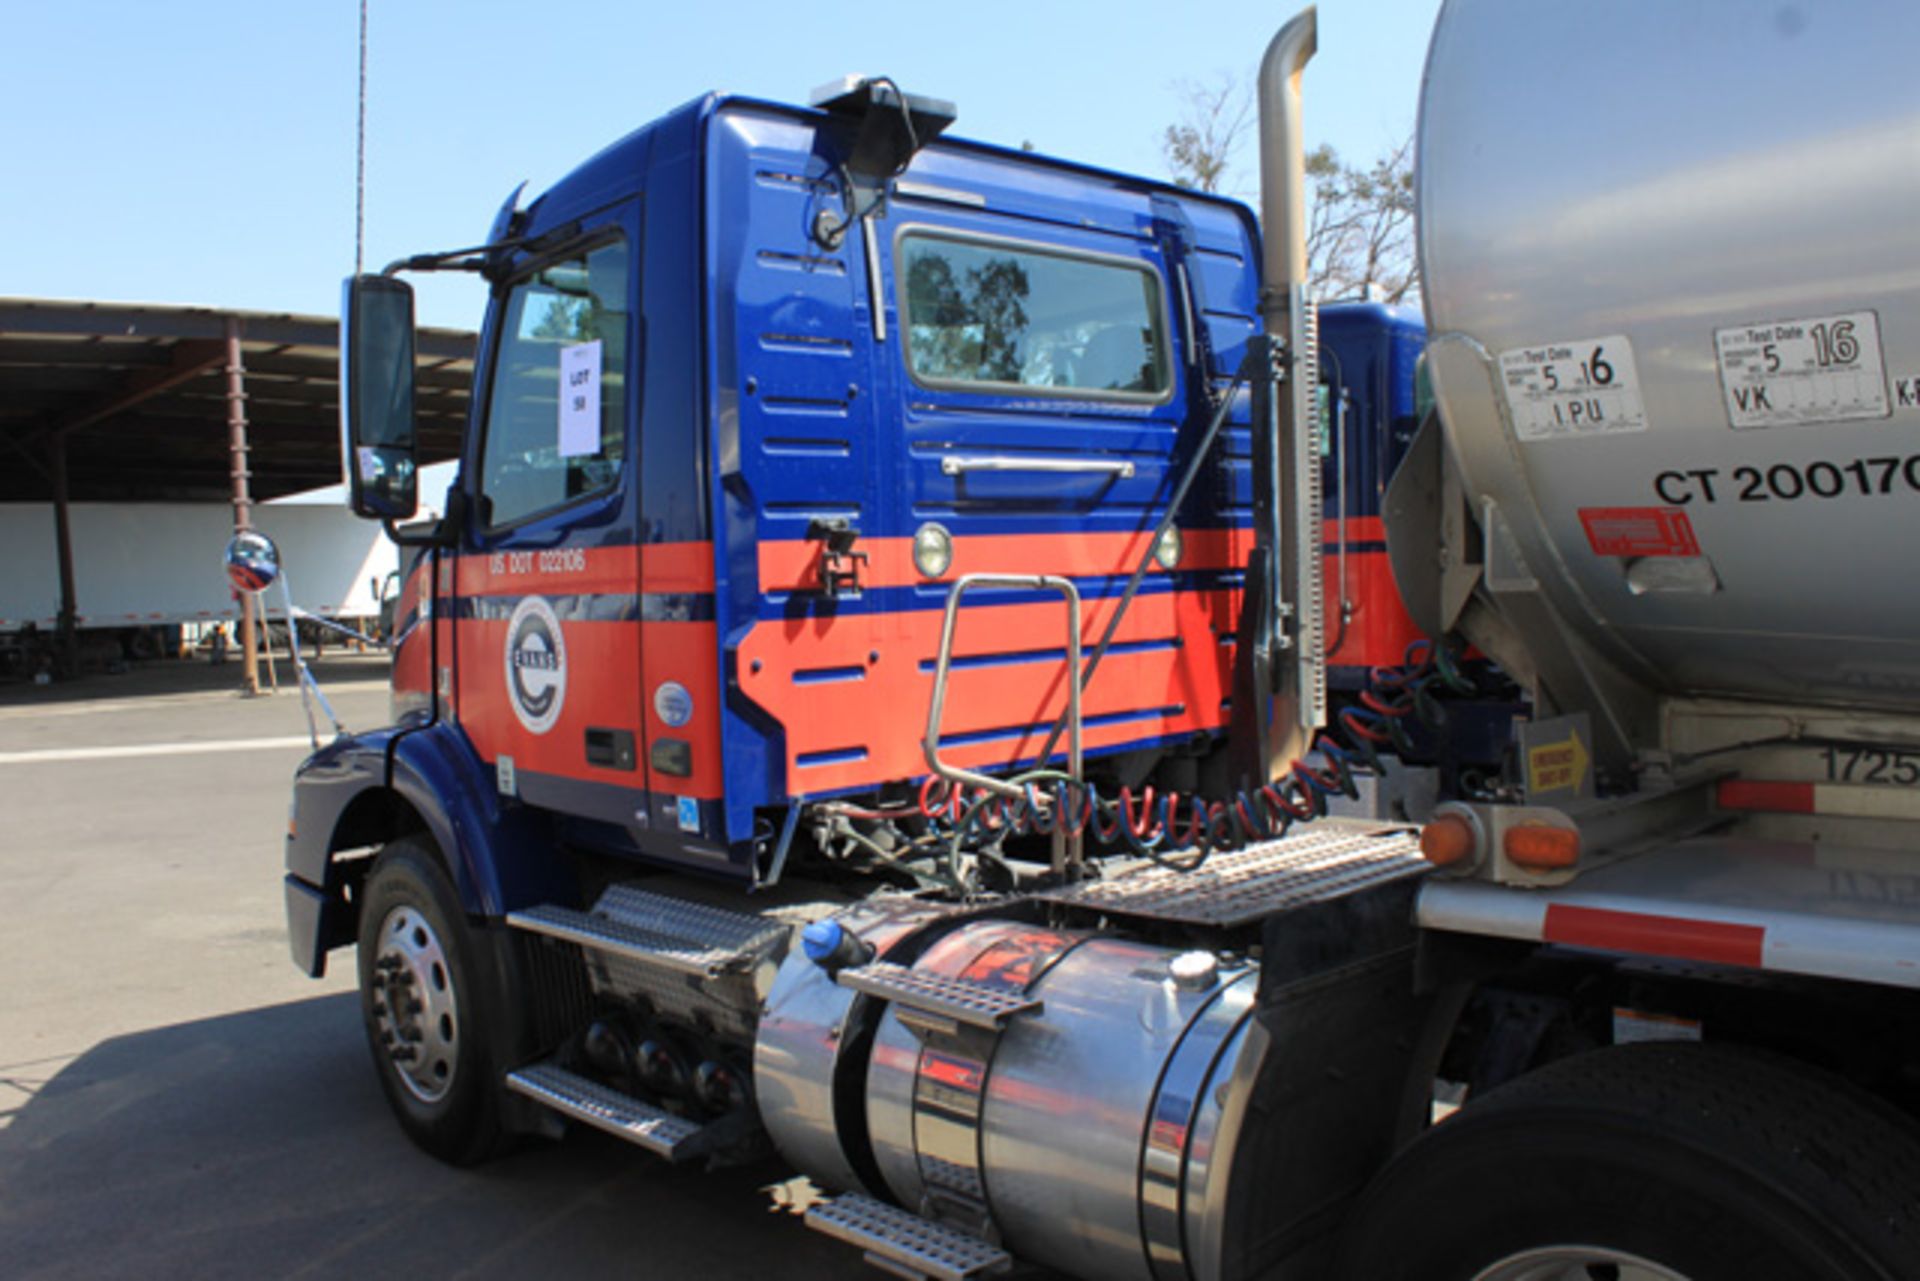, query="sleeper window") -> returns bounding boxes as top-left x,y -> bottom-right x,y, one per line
900,232 -> 1170,399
